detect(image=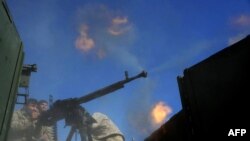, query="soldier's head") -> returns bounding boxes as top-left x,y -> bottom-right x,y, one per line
24,98 -> 39,119
38,99 -> 49,112
25,98 -> 38,111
